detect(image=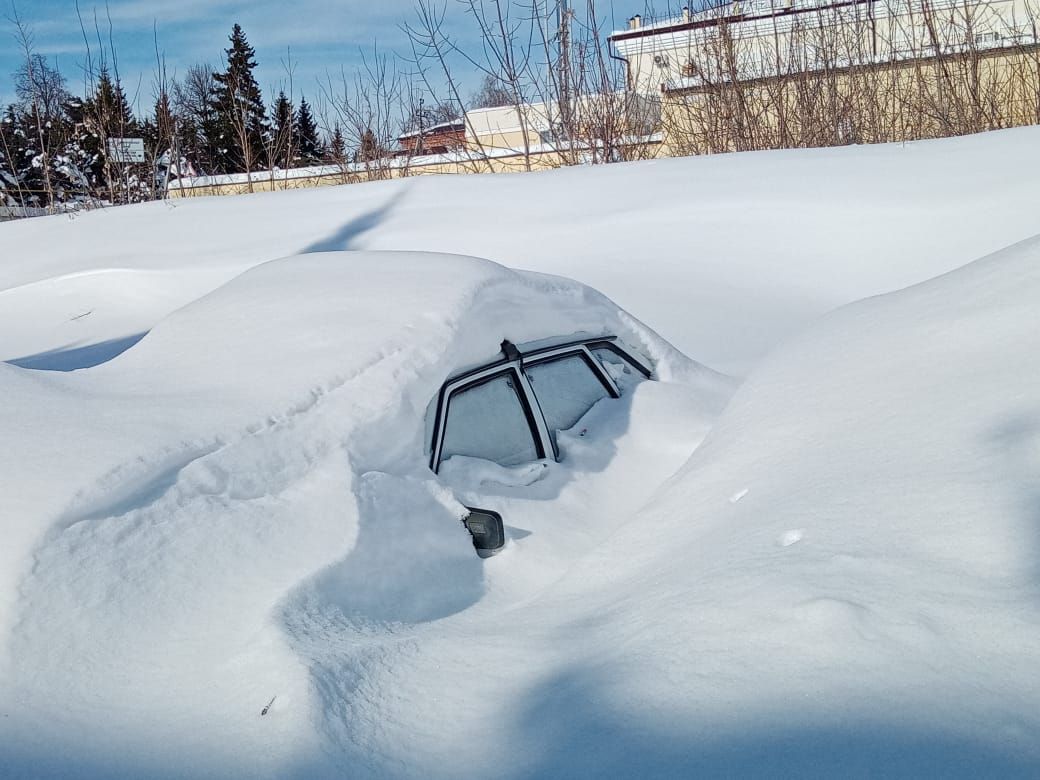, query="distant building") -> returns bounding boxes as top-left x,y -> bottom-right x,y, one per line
396,120 -> 467,156
611,0 -> 1039,94
463,96 -> 661,153
610,0 -> 1040,152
